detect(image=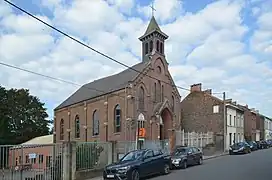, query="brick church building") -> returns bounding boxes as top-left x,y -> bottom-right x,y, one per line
54,16 -> 182,145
